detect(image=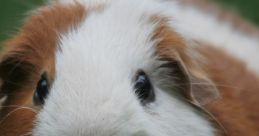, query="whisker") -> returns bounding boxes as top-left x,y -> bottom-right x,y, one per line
0,107 -> 37,126
0,105 -> 36,109
0,92 -> 31,96
1,79 -> 29,87
172,82 -> 241,90
22,131 -> 33,136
